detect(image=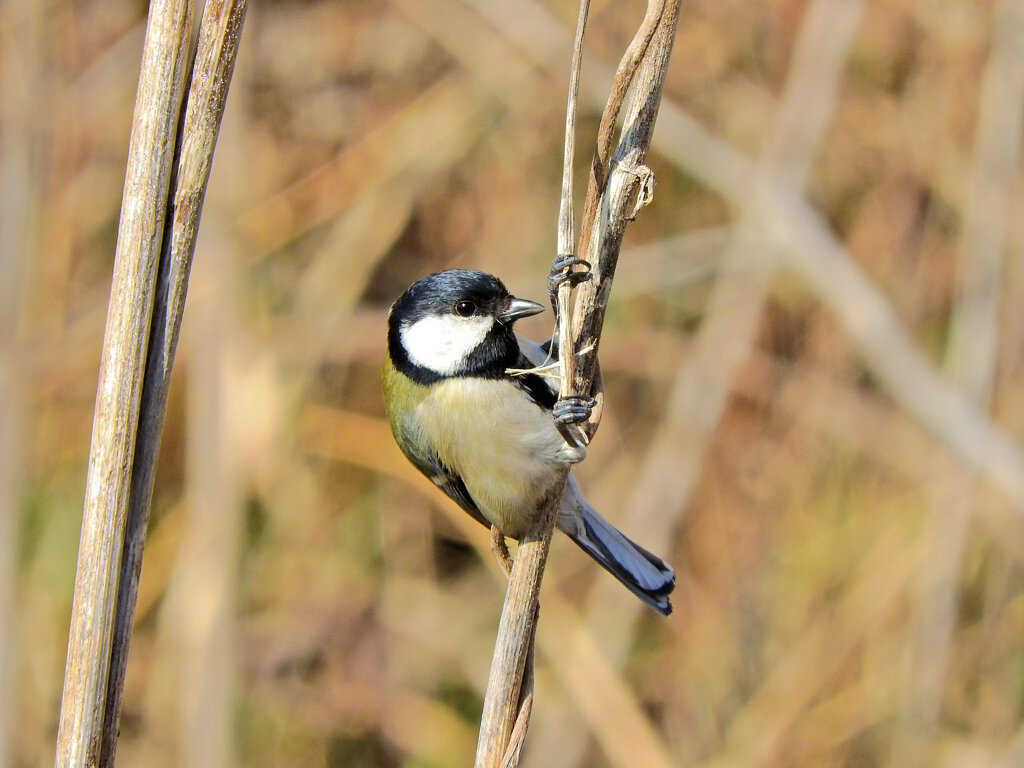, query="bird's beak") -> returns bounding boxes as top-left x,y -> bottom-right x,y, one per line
498,297 -> 545,324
